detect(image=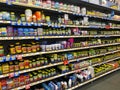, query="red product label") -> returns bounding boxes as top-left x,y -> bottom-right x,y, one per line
13,78 -> 19,87
63,60 -> 69,65
19,75 -> 25,86
1,79 -> 7,86
24,61 -> 30,69
105,25 -> 110,29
